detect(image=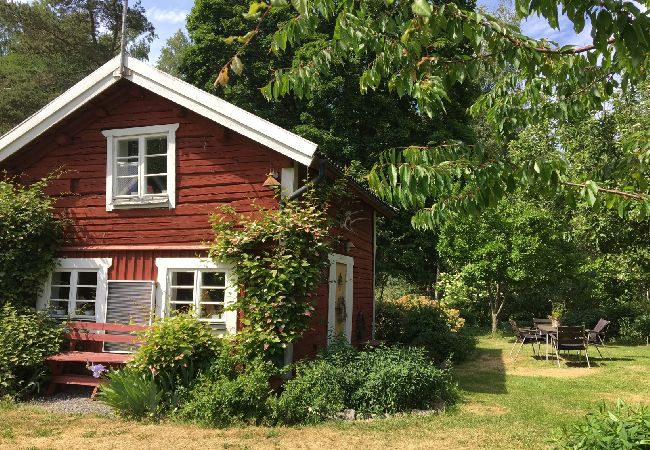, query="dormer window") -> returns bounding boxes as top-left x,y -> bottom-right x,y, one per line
103,124 -> 179,211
